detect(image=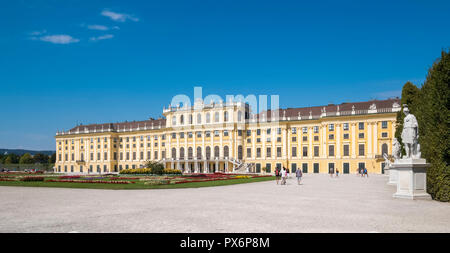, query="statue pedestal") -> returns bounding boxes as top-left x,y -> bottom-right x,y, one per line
386,168 -> 398,185
391,159 -> 431,200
